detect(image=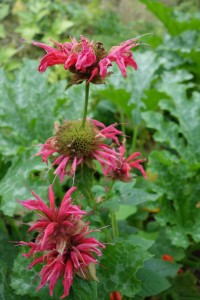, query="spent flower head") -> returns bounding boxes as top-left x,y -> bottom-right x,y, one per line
37,118 -> 123,182
33,35 -> 139,85
18,185 -> 105,298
